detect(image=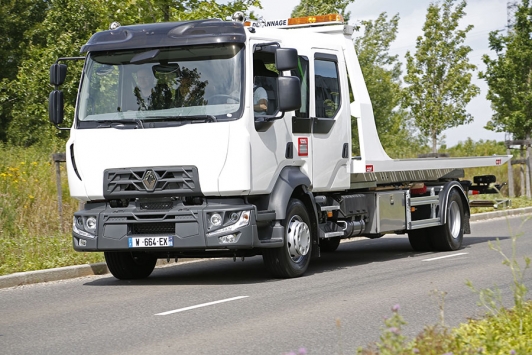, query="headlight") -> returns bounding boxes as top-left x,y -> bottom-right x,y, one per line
73,216 -> 97,239
206,210 -> 251,236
